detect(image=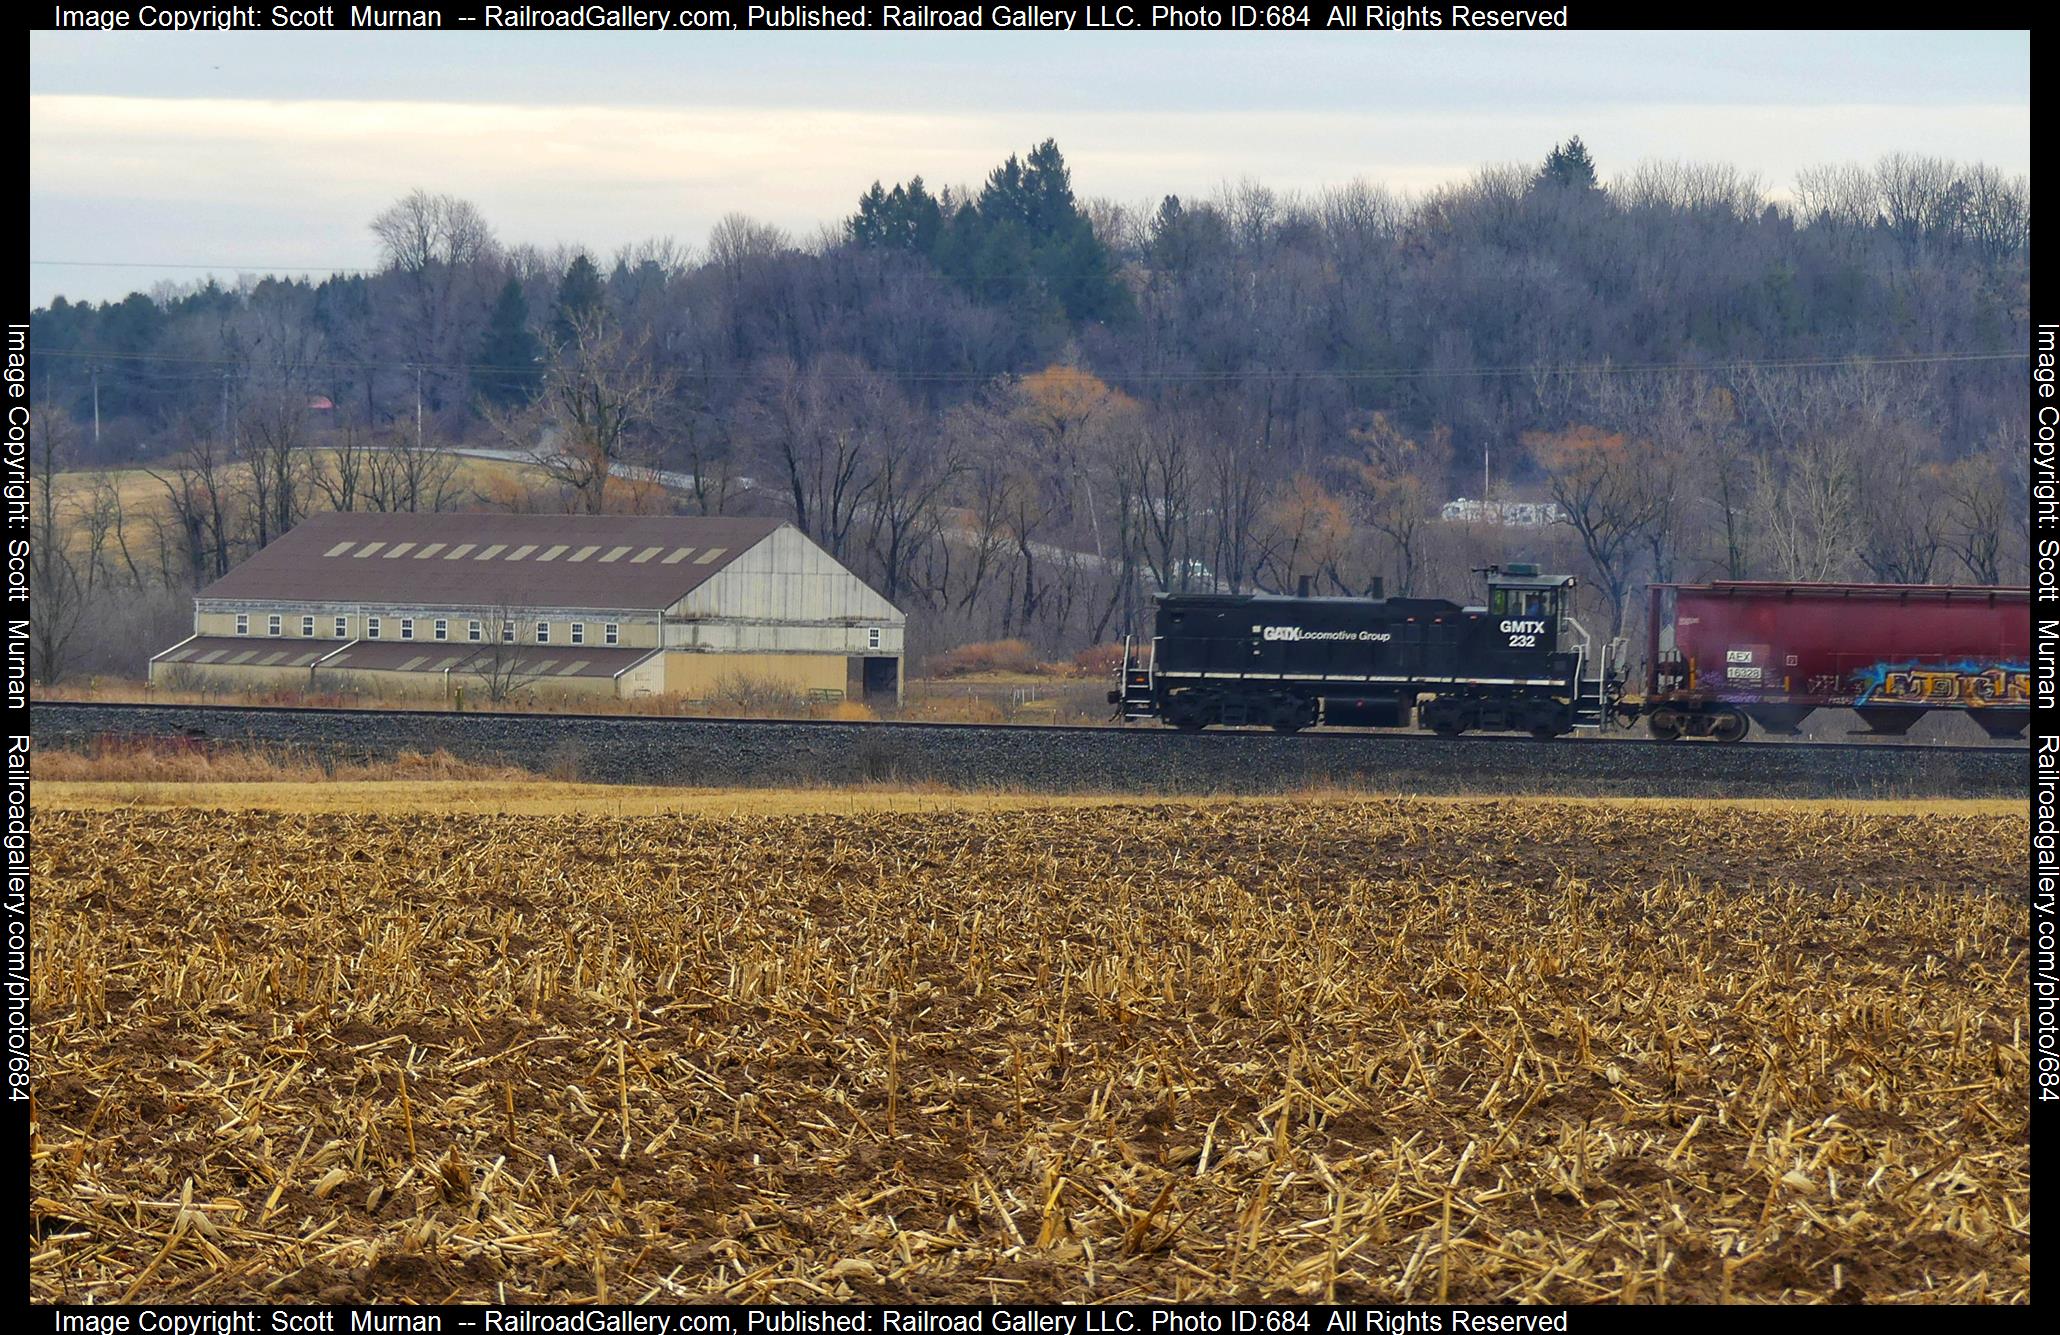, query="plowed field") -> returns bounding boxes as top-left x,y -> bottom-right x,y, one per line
28,797 -> 2028,1303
